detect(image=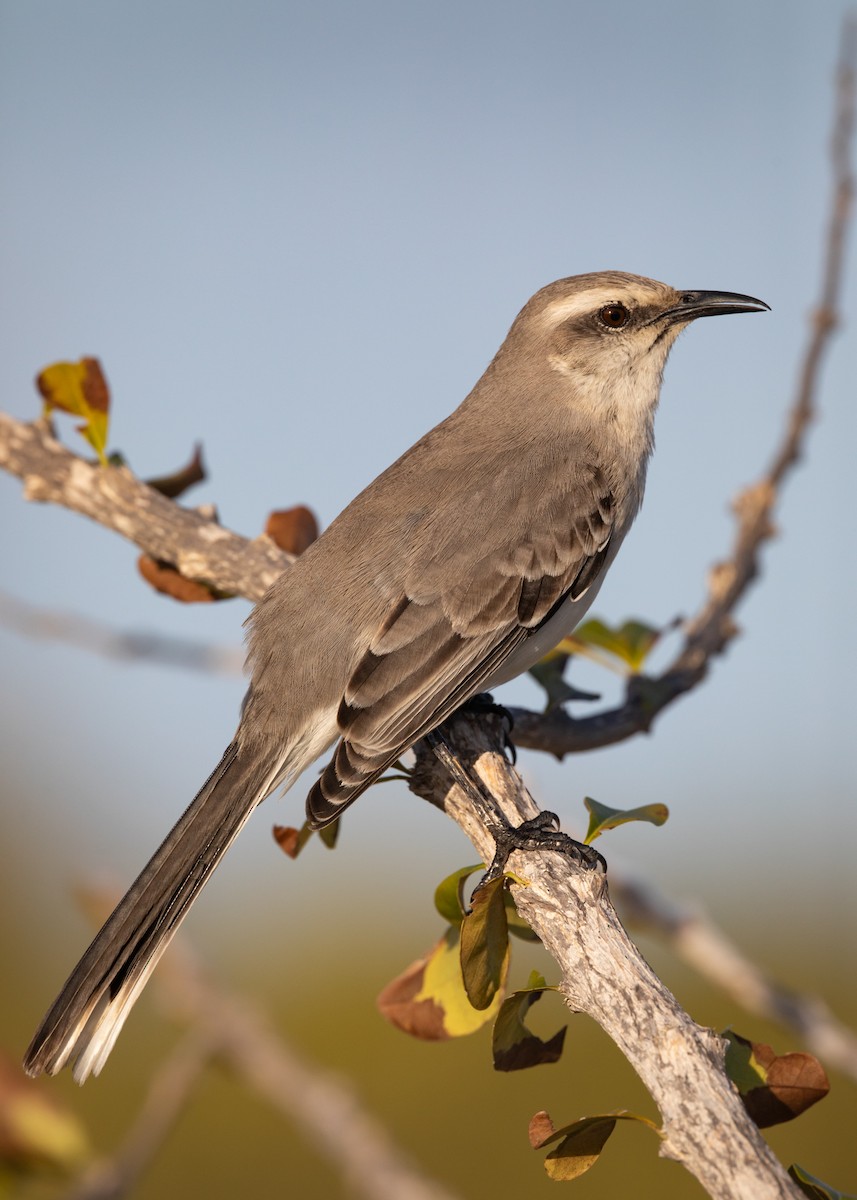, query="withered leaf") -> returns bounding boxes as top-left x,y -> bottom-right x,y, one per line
146,444 -> 206,499
272,825 -> 307,859
137,555 -> 221,603
378,926 -> 503,1041
36,357 -> 110,463
724,1030 -> 830,1128
528,1110 -> 556,1149
493,979 -> 565,1071
266,506 -> 319,555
